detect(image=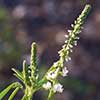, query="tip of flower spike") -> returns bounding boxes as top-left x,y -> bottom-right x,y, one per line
84,4 -> 91,13
23,60 -> 26,67
31,42 -> 36,48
